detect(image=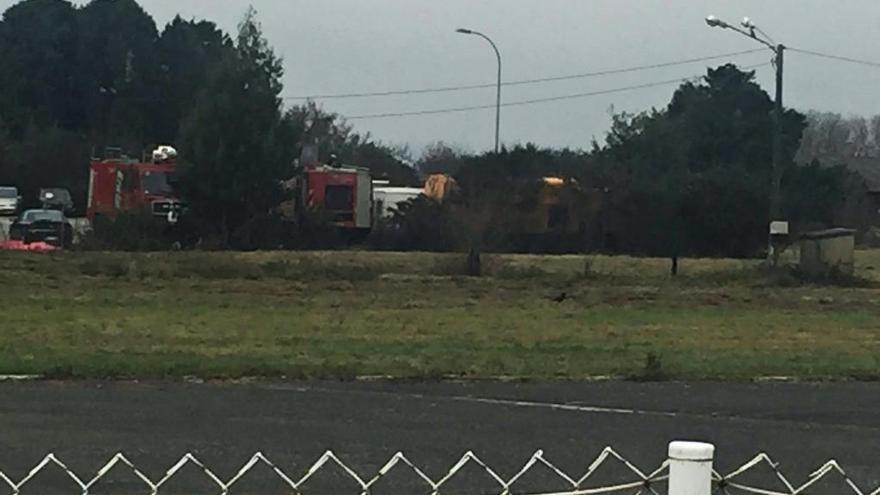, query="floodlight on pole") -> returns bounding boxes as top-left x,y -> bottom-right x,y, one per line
705,15 -> 724,28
